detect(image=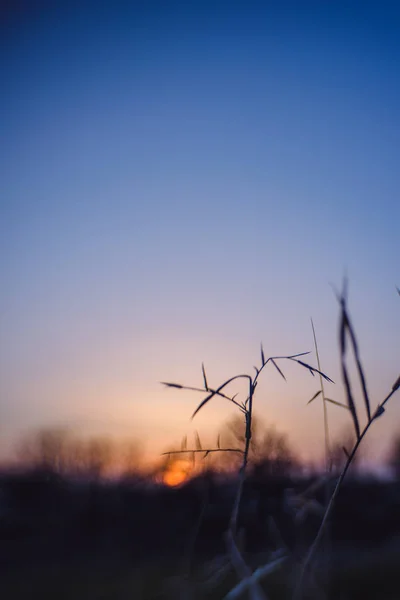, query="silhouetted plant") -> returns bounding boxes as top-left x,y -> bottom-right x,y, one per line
162,340 -> 332,598
293,285 -> 400,599
162,283 -> 400,600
